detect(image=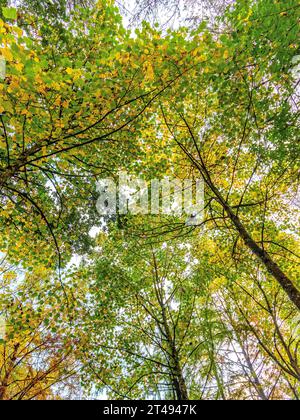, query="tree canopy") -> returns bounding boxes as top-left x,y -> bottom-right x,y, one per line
0,0 -> 299,400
